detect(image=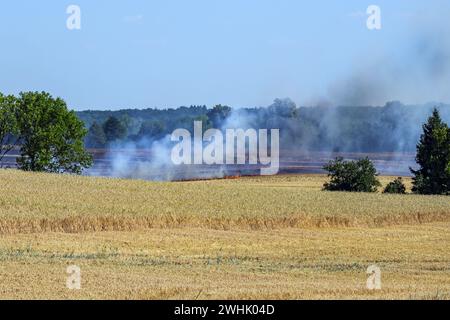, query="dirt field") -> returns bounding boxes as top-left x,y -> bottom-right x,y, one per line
0,170 -> 449,299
